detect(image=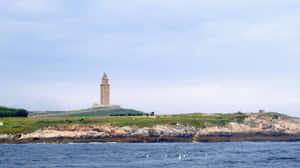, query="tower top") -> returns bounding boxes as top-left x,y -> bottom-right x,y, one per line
103,72 -> 107,78
102,72 -> 109,85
